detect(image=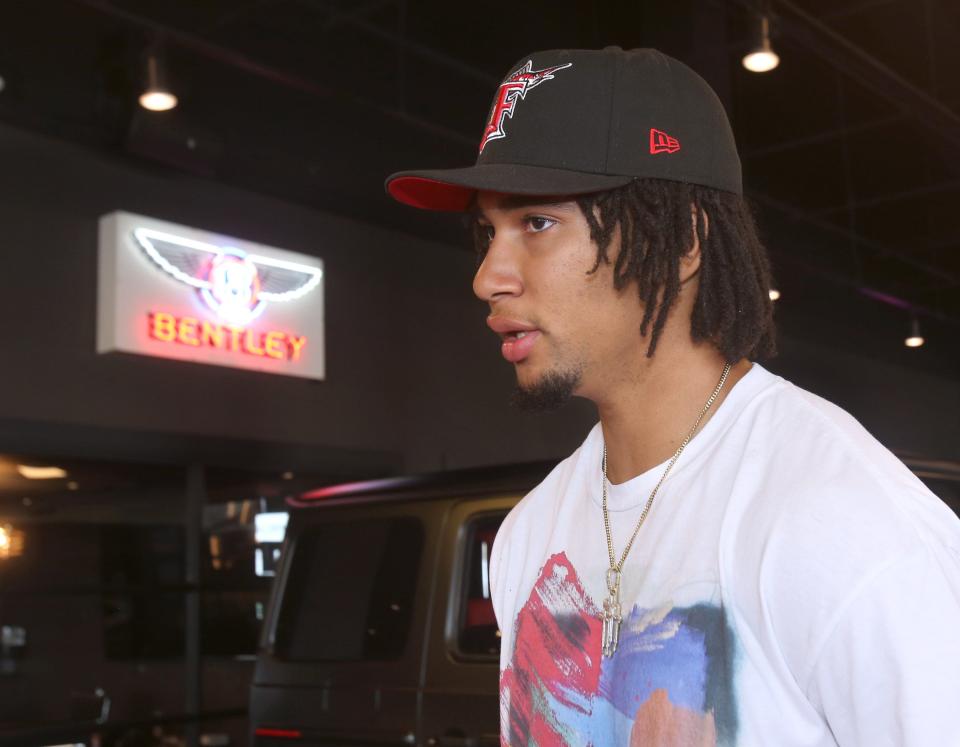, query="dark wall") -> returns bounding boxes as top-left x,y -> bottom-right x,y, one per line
0,122 -> 593,474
